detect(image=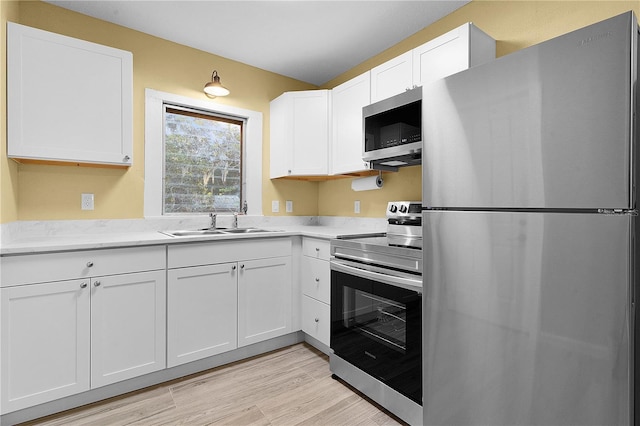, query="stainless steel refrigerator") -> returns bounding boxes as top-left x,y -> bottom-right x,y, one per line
421,11 -> 638,425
